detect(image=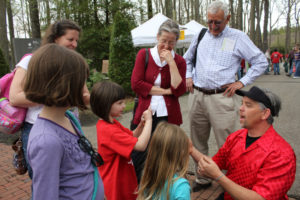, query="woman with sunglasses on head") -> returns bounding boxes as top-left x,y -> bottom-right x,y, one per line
9,19 -> 90,180
131,19 -> 187,183
24,44 -> 104,200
